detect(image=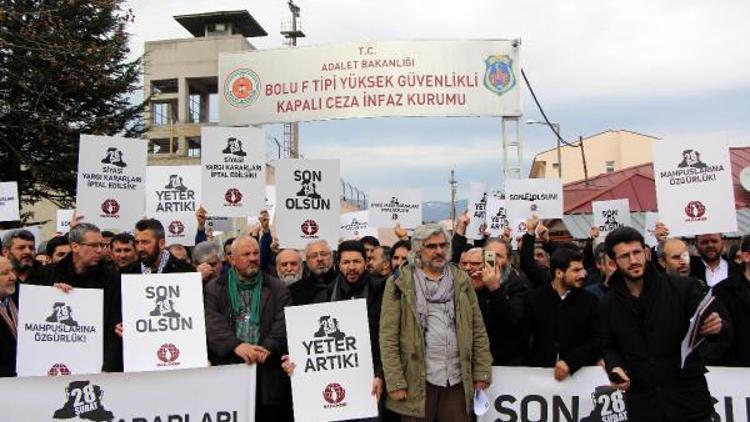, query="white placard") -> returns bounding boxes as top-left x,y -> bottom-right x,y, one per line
466,182 -> 488,240
0,181 -> 20,222
121,273 -> 208,372
285,300 -> 378,422
509,218 -> 528,250
505,178 -> 563,220
644,211 -> 659,248
146,166 -> 202,246
16,285 -> 103,376
220,40 -> 521,125
56,209 -> 75,234
340,211 -> 377,240
76,135 -> 147,231
0,364 -> 256,421
201,127 -> 266,218
275,159 -> 340,249
207,216 -> 234,233
485,197 -> 509,238
592,199 -> 631,239
653,140 -> 737,236
368,189 -> 423,229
